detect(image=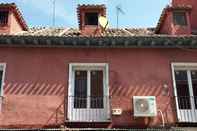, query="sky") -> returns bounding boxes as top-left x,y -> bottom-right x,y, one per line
2,0 -> 170,28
